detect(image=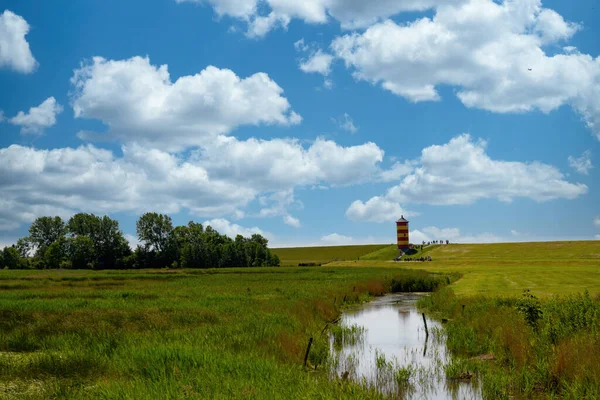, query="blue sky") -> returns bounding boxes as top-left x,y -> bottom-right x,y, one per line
1,0 -> 599,248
